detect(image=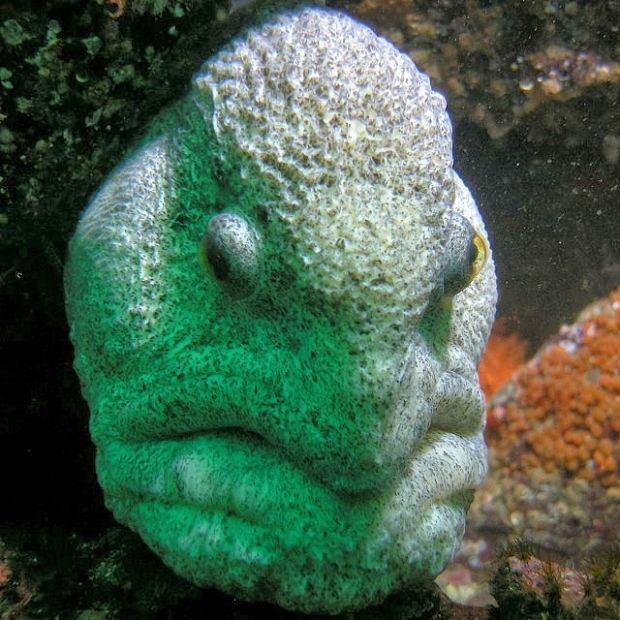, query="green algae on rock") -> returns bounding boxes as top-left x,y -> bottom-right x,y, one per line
64,6 -> 497,614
